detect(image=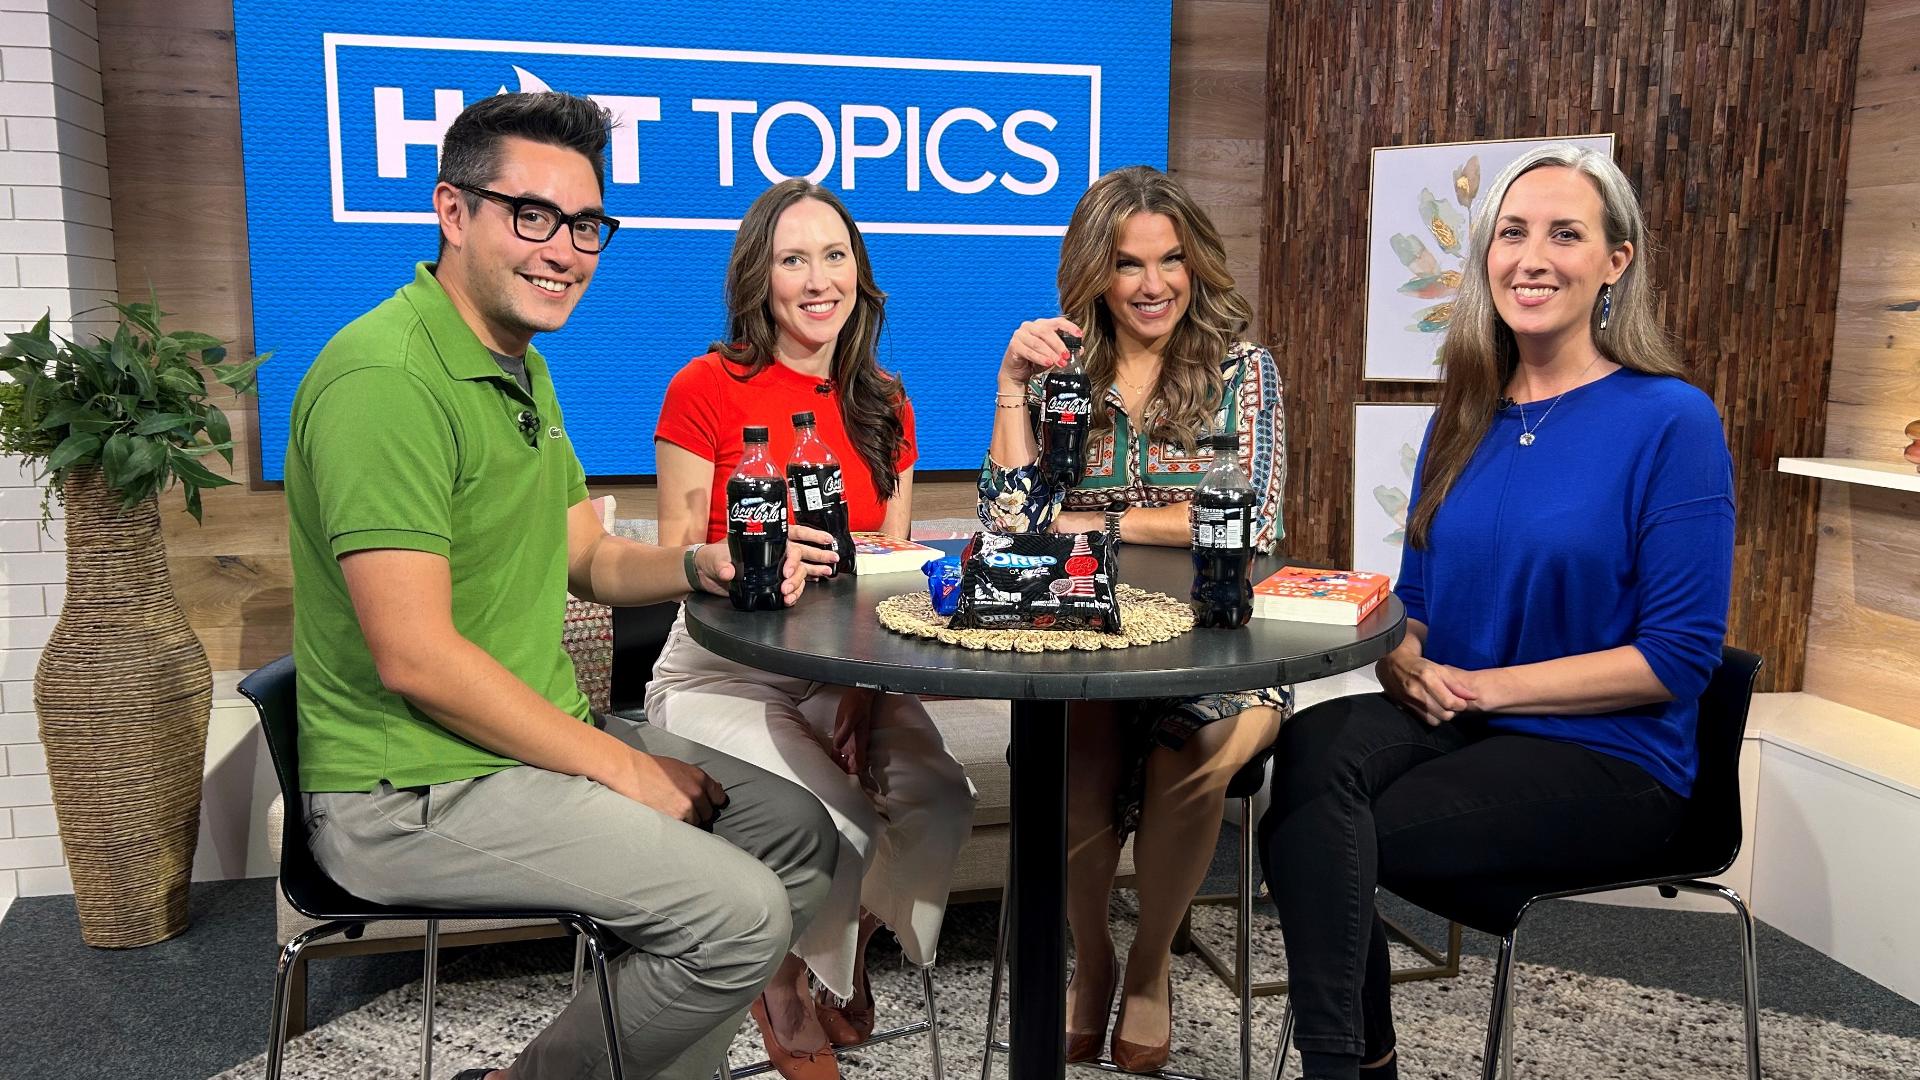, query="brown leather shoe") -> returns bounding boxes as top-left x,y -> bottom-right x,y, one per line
815,999 -> 863,1050
1108,973 -> 1173,1074
814,961 -> 875,1049
750,994 -> 842,1080
1065,950 -> 1118,1064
